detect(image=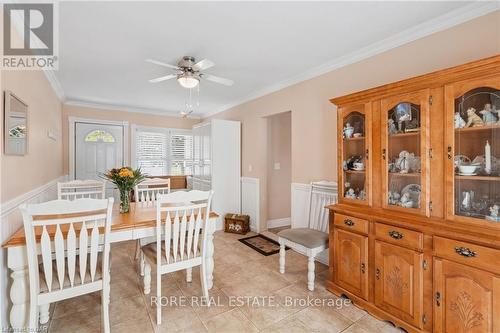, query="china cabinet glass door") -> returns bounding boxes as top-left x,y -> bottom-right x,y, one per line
381,89 -> 429,215
339,103 -> 371,205
446,76 -> 500,223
